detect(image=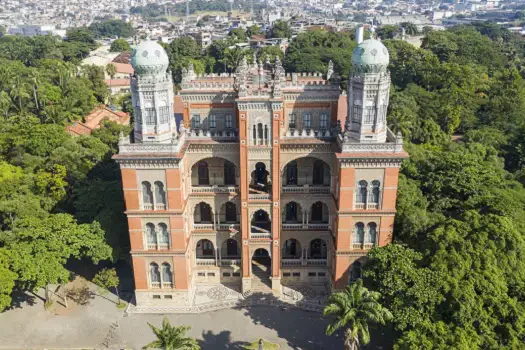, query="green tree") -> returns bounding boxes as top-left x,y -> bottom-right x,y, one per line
143,317 -> 200,350
93,268 -> 120,303
109,38 -> 131,52
0,248 -> 16,311
88,20 -> 135,38
222,47 -> 249,72
400,22 -> 419,36
246,25 -> 261,38
269,20 -> 292,39
228,28 -> 246,42
324,279 -> 392,350
377,25 -> 399,40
